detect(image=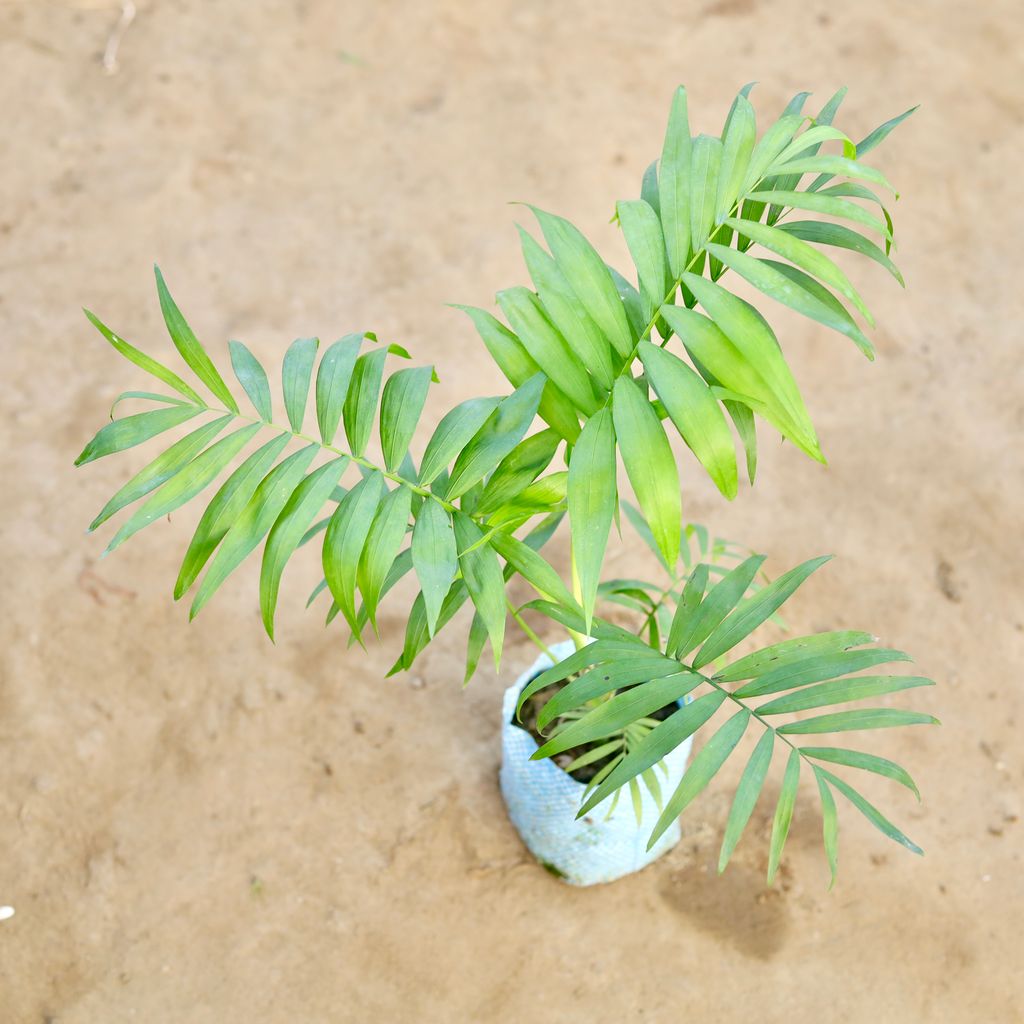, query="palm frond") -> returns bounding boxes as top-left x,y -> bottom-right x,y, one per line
77,269 -> 578,670
460,85 -> 914,627
526,555 -> 936,884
